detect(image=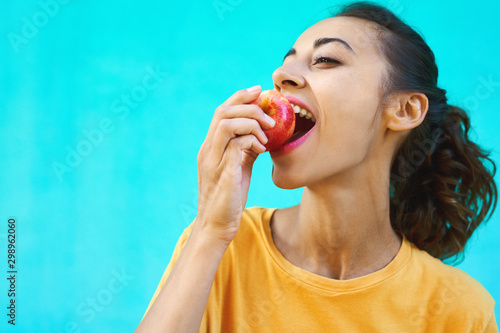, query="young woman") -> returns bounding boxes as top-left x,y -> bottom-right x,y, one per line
136,2 -> 498,332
